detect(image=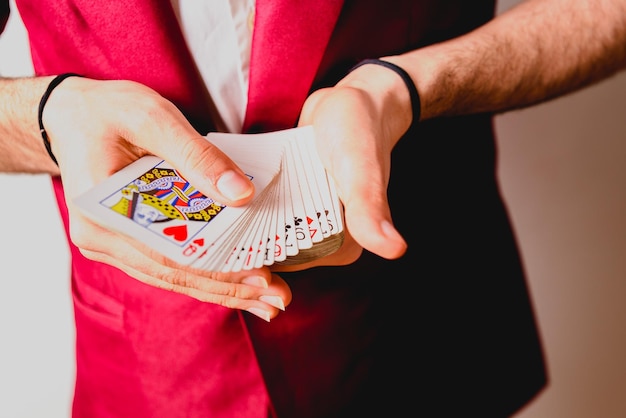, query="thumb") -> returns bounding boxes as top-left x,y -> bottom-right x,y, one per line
299,89 -> 406,260
339,173 -> 407,260
176,138 -> 255,207
148,124 -> 255,207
